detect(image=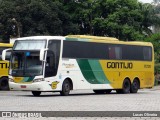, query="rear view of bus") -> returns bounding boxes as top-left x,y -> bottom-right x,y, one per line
0,43 -> 12,90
